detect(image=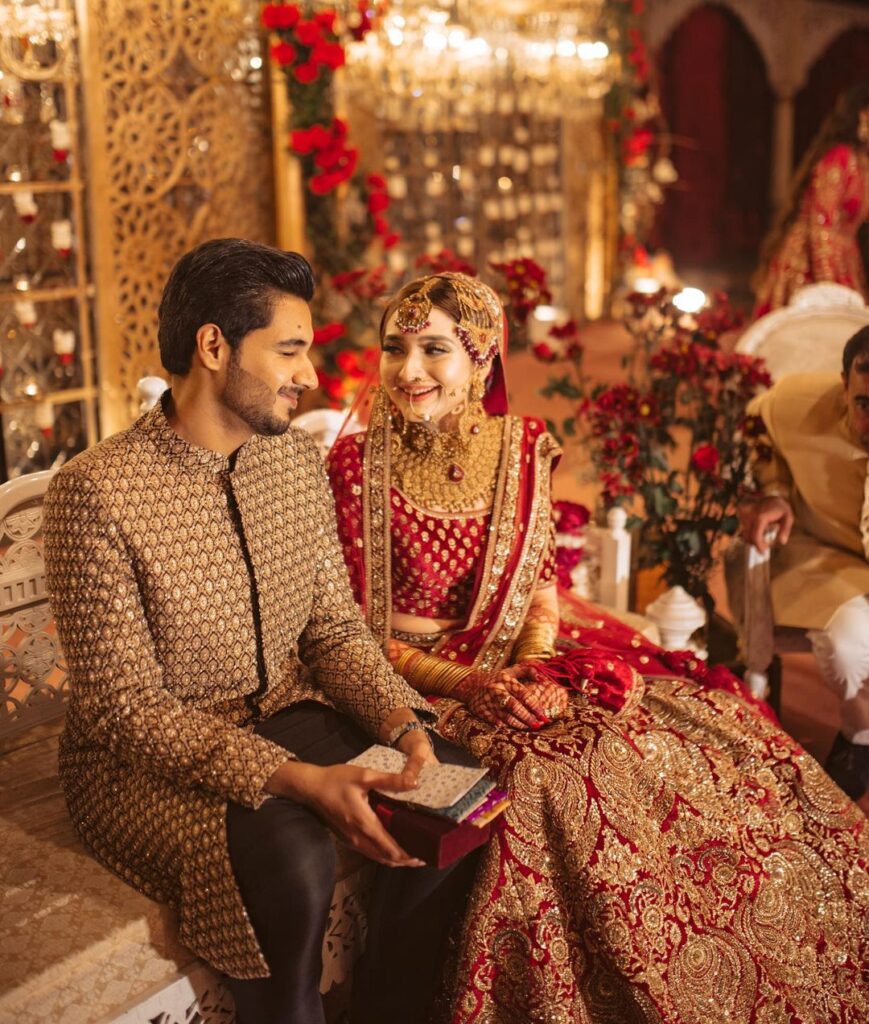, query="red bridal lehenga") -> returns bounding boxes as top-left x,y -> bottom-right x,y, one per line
327,396 -> 868,1024
754,143 -> 869,318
